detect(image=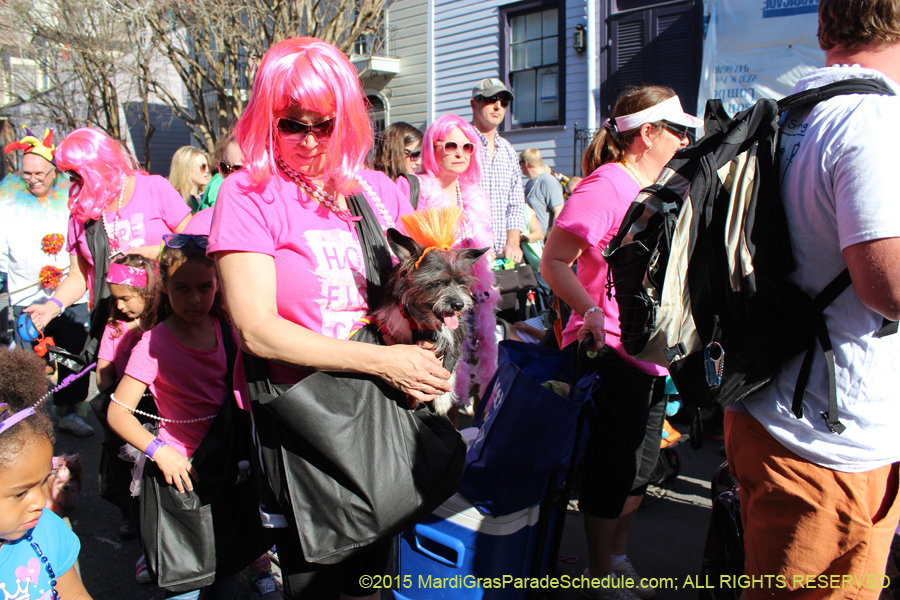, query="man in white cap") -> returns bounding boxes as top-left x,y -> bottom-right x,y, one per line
470,77 -> 526,263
